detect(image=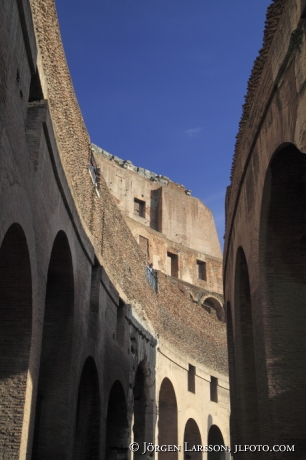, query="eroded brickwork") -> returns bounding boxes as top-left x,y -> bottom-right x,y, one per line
28,0 -> 227,374
0,0 -> 230,458
92,144 -> 222,259
224,0 -> 306,458
92,145 -> 223,303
